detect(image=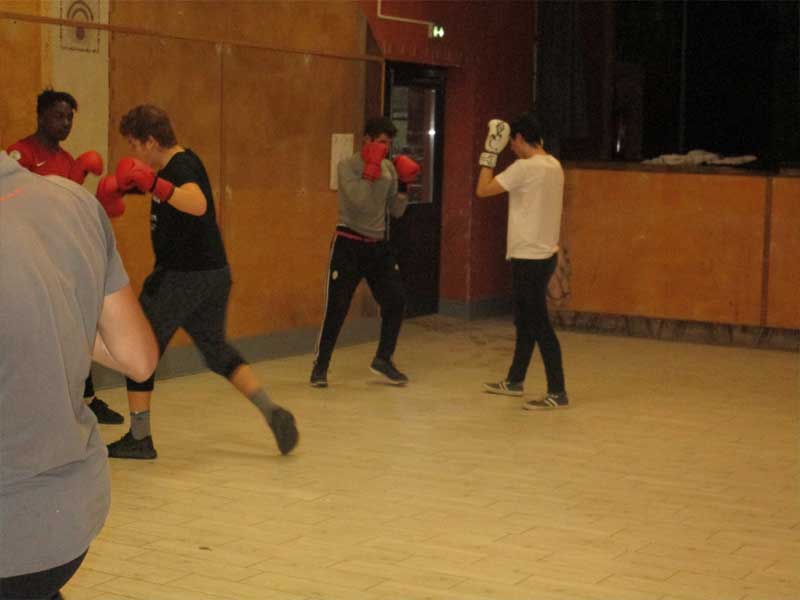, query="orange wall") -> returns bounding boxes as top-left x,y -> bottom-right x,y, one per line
767,178 -> 800,328
110,0 -> 368,57
0,1 -> 43,148
560,167 -> 800,328
106,1 -> 376,347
